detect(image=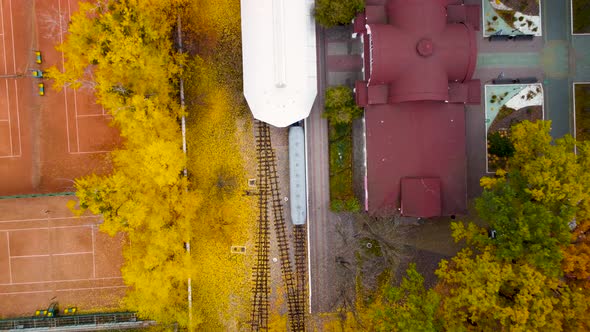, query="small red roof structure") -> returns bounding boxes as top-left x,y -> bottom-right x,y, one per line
356,0 -> 481,217
401,178 -> 442,218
